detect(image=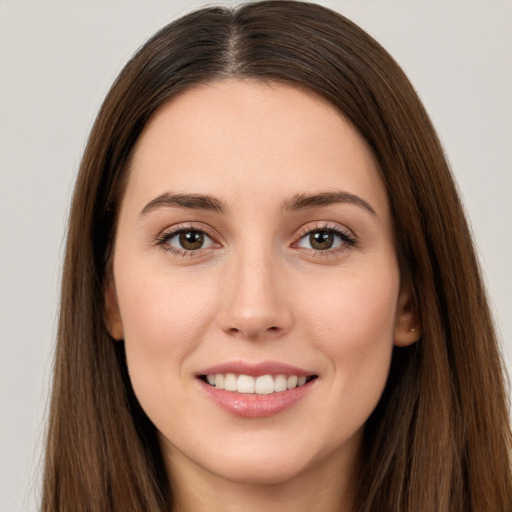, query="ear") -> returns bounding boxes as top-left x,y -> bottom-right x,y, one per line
104,279 -> 124,340
394,281 -> 421,347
